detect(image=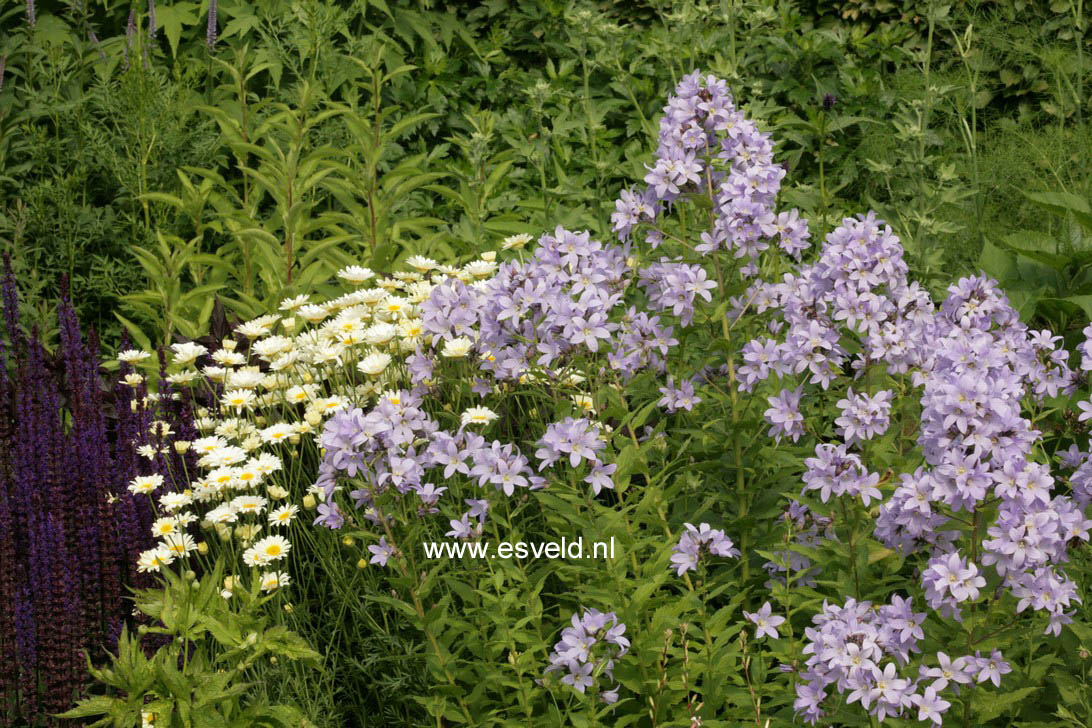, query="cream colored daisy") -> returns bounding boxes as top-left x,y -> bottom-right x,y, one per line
128,474 -> 164,495
460,406 -> 499,427
442,337 -> 473,358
